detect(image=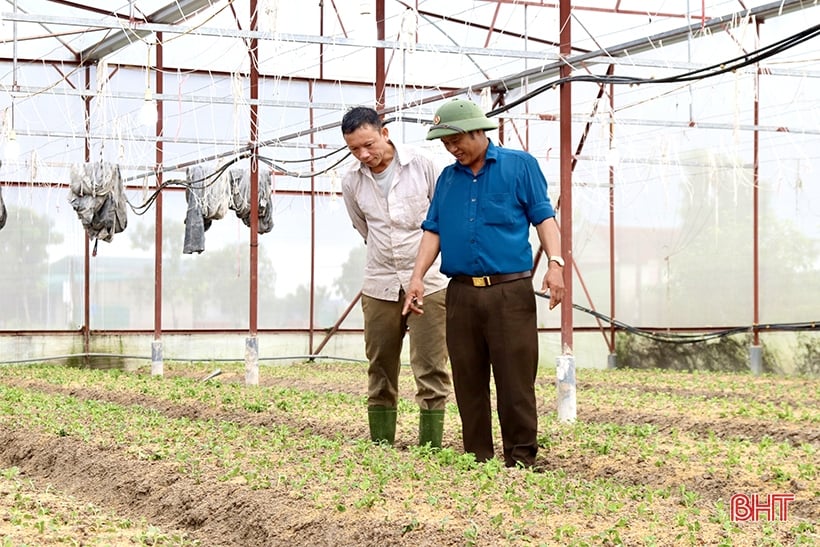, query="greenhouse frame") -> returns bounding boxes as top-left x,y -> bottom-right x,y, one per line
1,0 -> 818,377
